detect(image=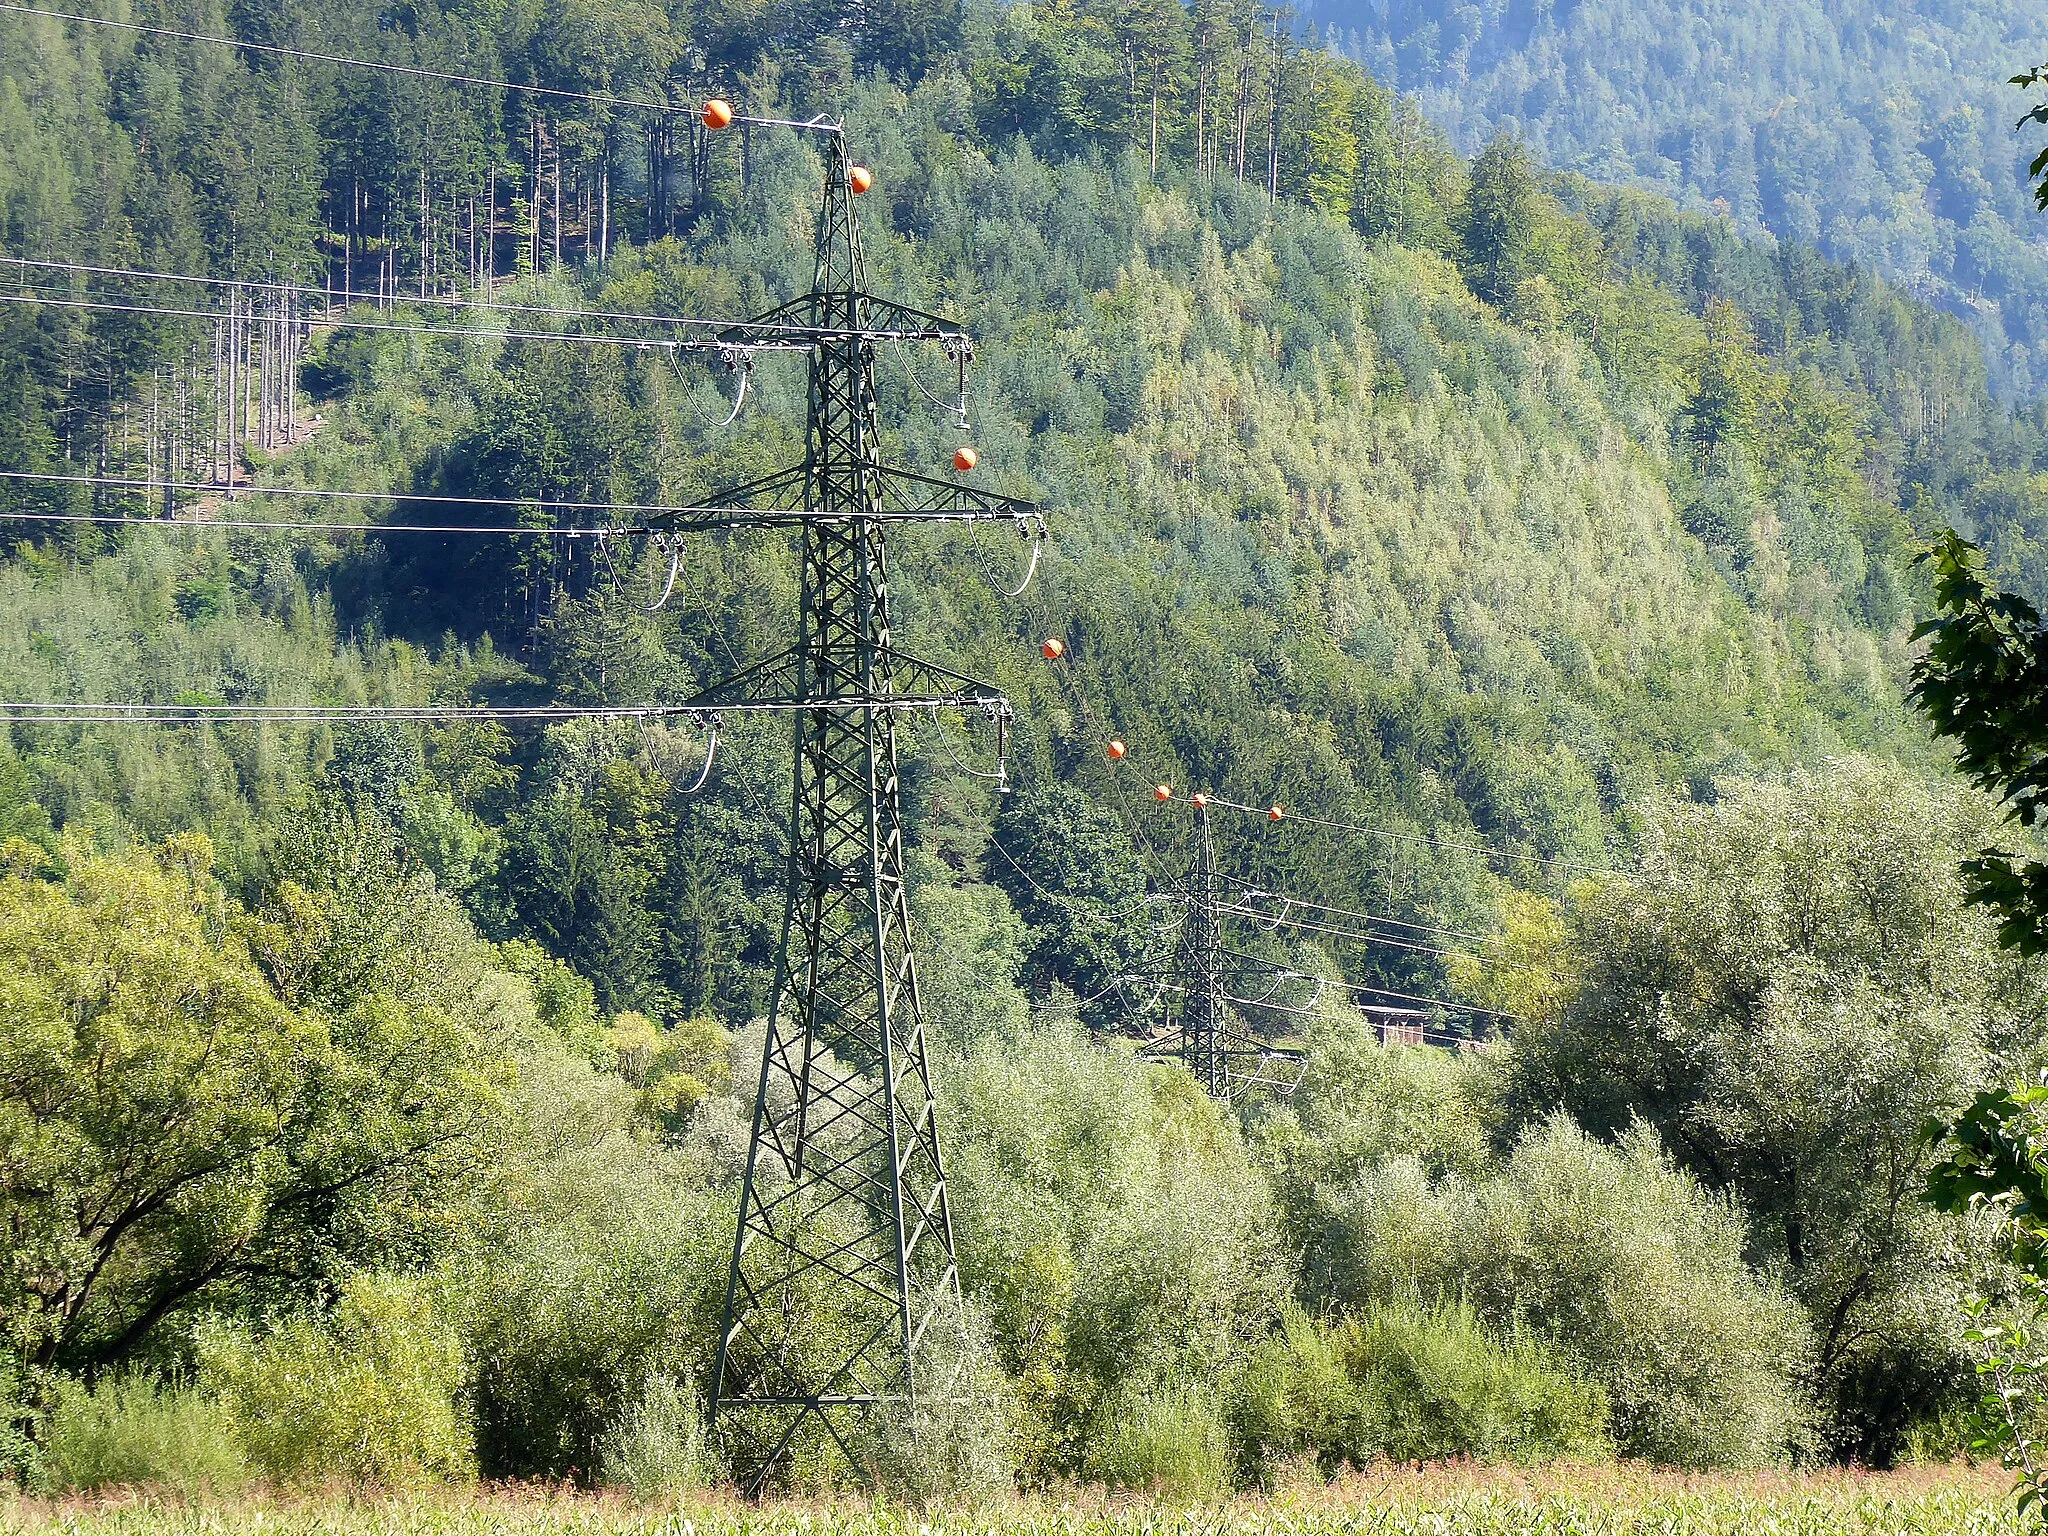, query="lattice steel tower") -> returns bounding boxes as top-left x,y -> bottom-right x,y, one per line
1135,802 -> 1306,1103
691,130 -> 1036,1491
